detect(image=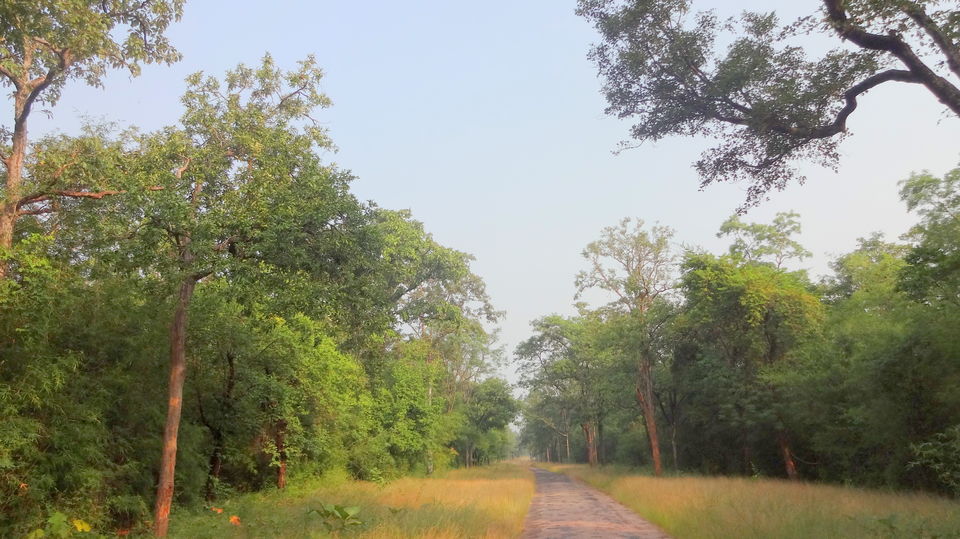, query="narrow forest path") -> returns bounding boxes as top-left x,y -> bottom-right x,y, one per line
520,467 -> 671,539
